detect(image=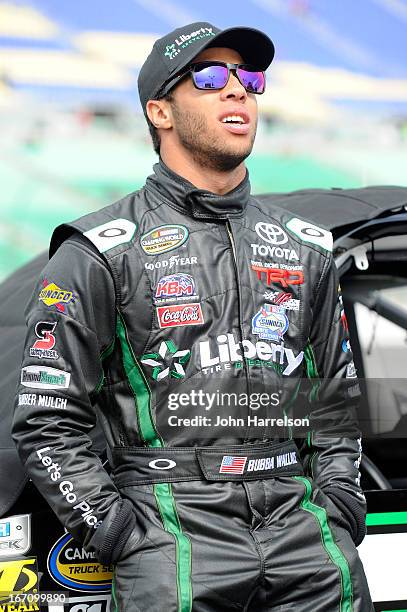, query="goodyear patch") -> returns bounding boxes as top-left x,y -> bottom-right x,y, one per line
140,225 -> 188,255
39,280 -> 75,313
47,533 -> 113,592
